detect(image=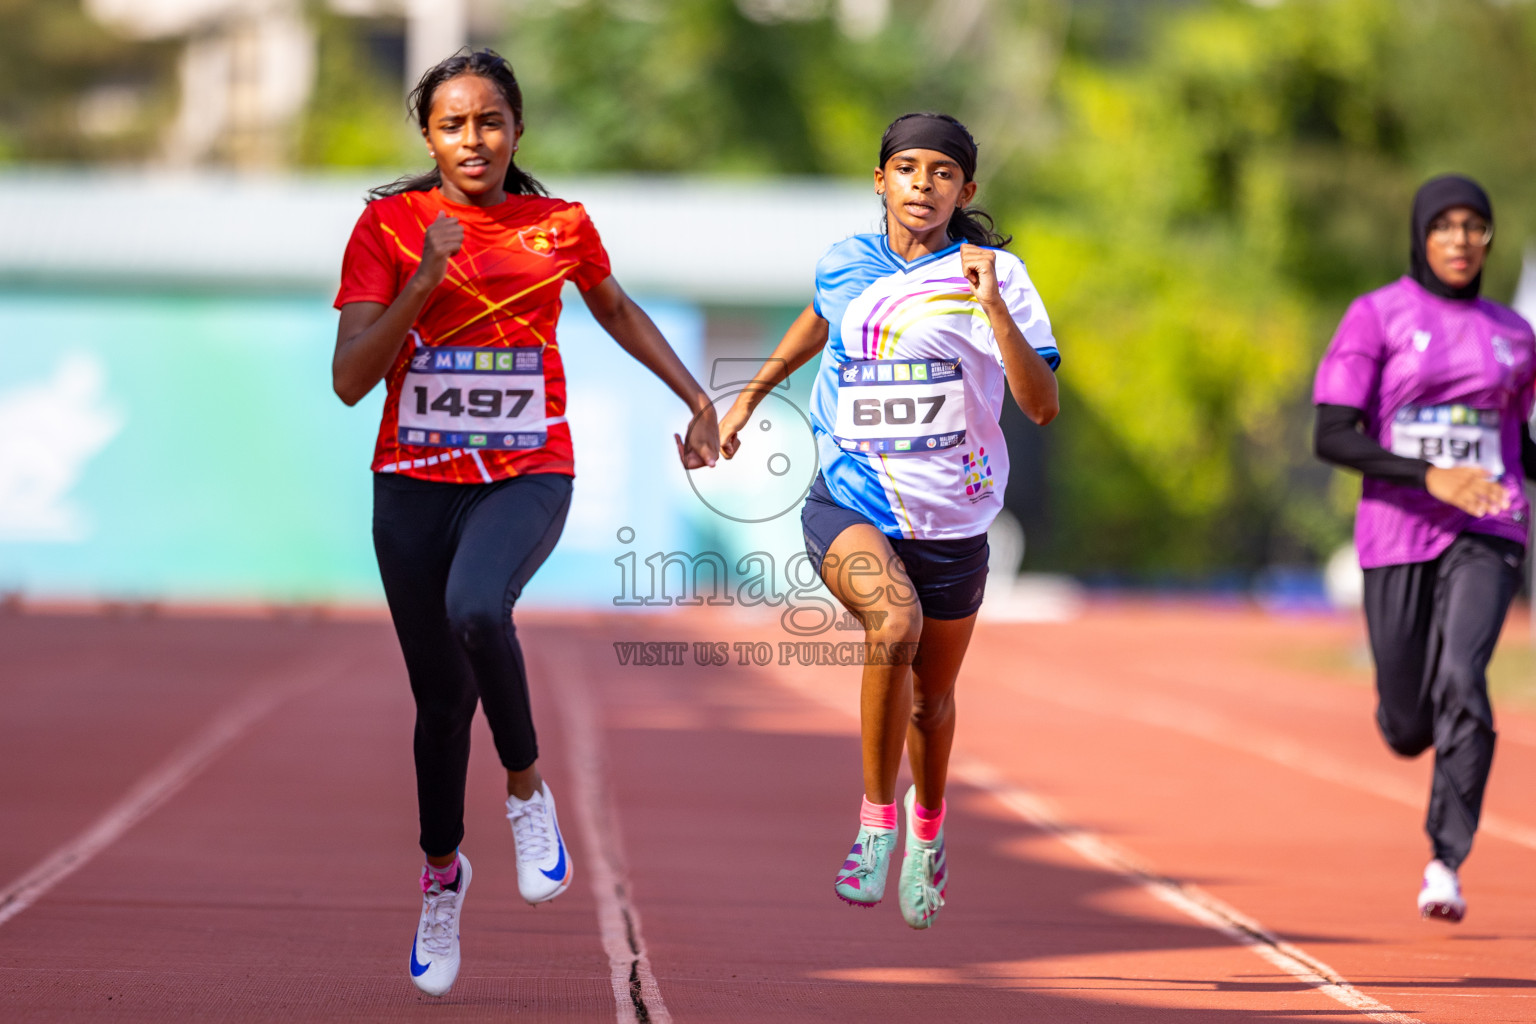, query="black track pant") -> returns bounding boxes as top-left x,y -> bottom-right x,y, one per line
373,471 -> 572,858
1362,531 -> 1523,869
